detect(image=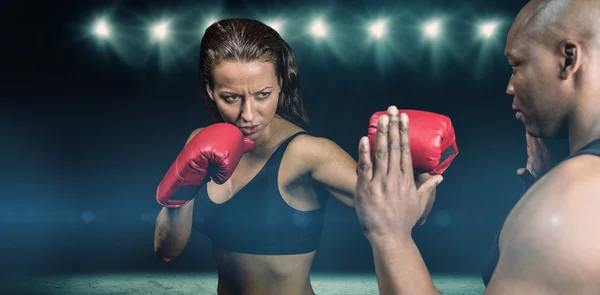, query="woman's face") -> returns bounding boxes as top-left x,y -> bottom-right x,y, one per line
207,60 -> 281,139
